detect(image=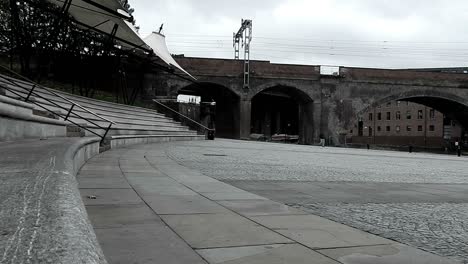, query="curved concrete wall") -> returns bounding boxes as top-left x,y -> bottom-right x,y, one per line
0,137 -> 106,264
